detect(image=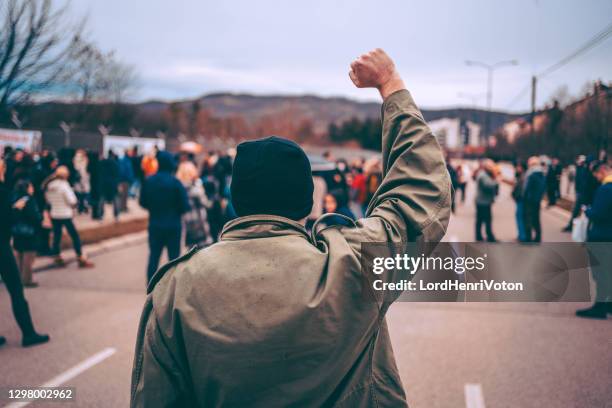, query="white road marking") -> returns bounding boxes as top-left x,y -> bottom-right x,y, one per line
4,347 -> 117,408
465,383 -> 486,408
